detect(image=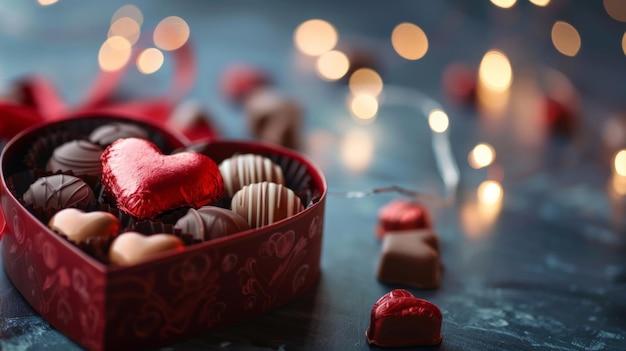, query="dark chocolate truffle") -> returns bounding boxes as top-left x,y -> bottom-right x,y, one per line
46,140 -> 103,177
231,181 -> 303,228
174,206 -> 250,241
366,289 -> 443,347
23,174 -> 95,211
88,122 -> 149,147
243,88 -> 301,149
219,153 -> 285,197
376,229 -> 441,289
